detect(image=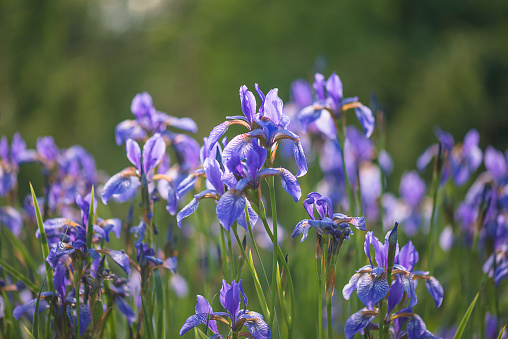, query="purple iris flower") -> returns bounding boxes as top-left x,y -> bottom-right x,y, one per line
43,192 -> 130,275
208,84 -> 307,178
298,72 -> 375,139
180,279 -> 270,339
292,192 -> 366,242
0,133 -> 34,196
177,139 -> 259,230
343,229 -> 416,311
417,127 -> 481,186
13,262 -> 92,336
483,243 -> 508,285
0,206 -> 23,236
101,133 -> 165,205
115,92 -> 197,146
